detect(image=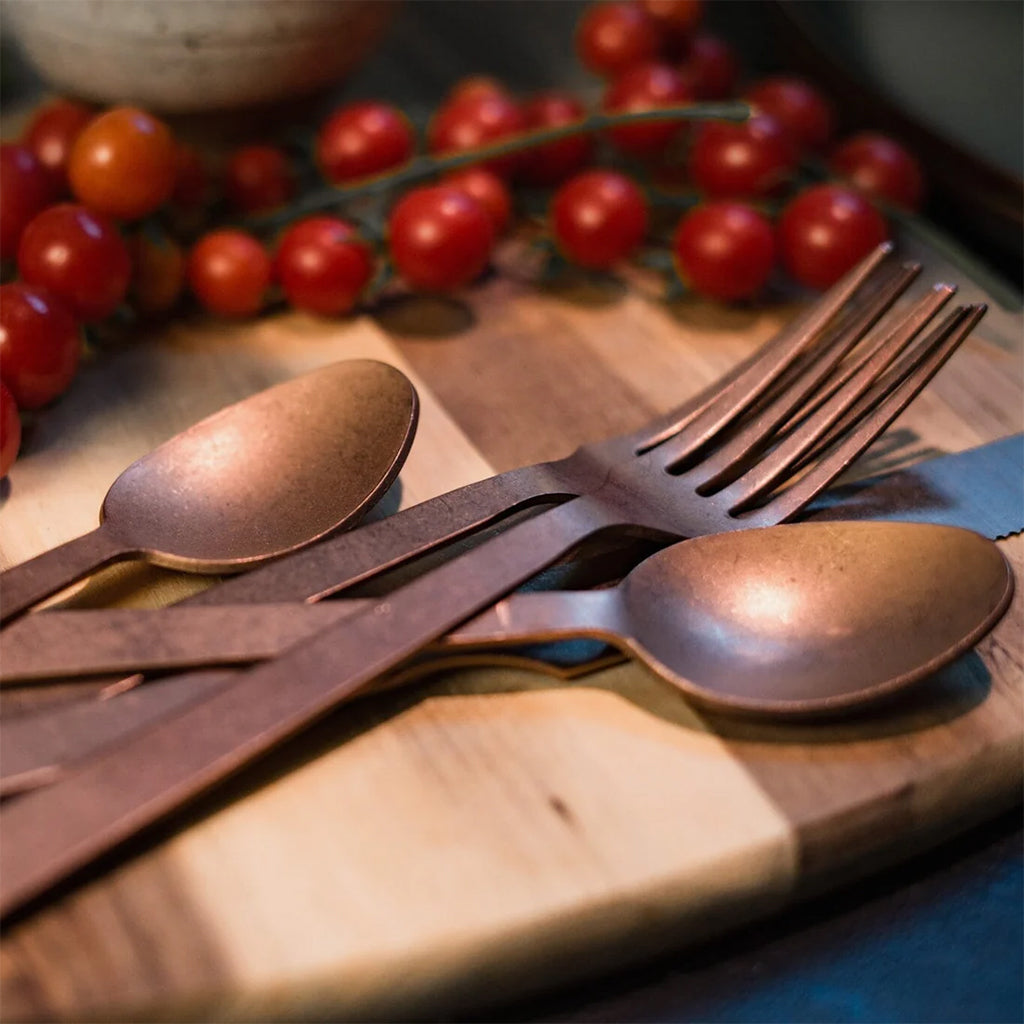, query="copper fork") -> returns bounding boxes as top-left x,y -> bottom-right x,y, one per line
0,262 -> 984,916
